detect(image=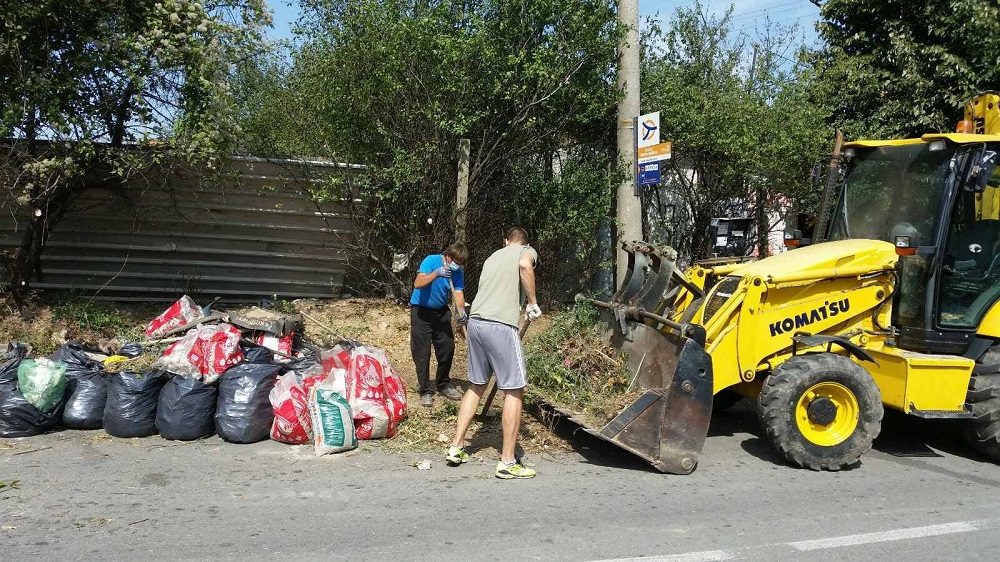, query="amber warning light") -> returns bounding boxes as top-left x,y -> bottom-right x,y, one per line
895,235 -> 917,256
956,120 -> 974,134
783,229 -> 802,248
